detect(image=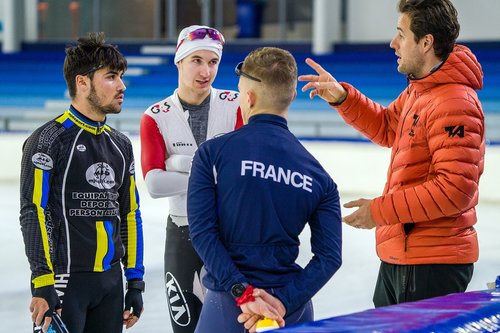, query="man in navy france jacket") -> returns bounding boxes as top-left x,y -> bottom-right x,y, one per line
187,47 -> 342,332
